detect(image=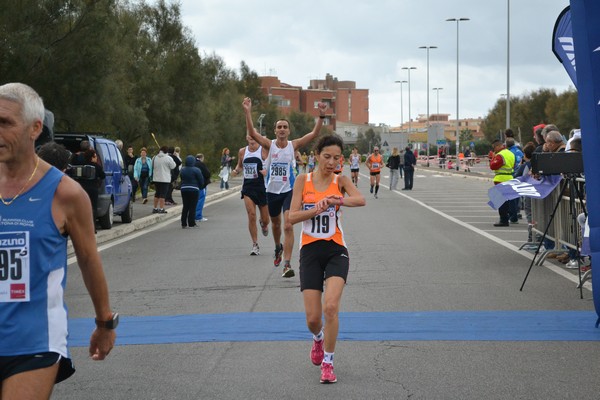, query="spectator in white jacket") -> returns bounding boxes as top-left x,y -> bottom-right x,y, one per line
152,145 -> 176,213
